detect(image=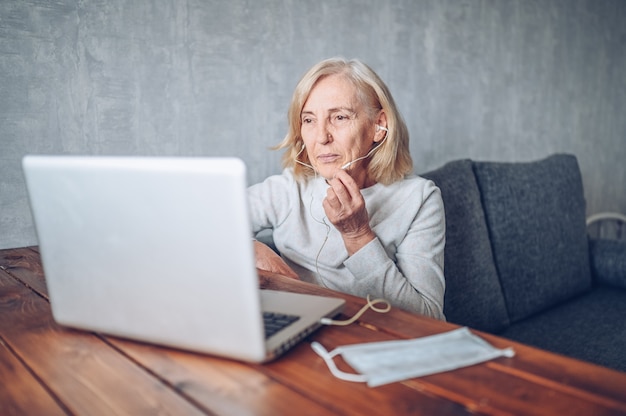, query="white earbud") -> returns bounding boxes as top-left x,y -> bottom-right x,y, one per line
376,125 -> 388,132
